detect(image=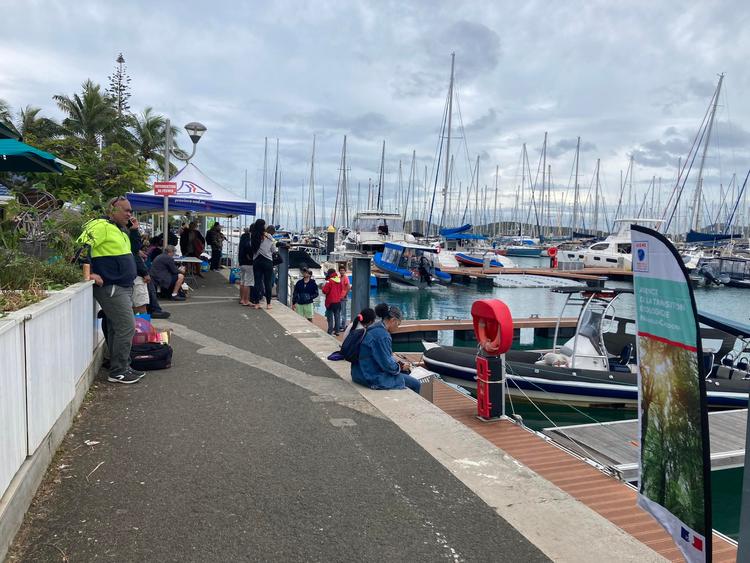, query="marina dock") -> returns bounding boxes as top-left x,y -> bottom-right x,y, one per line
542,409 -> 747,482
432,381 -> 739,562
441,266 -> 632,285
